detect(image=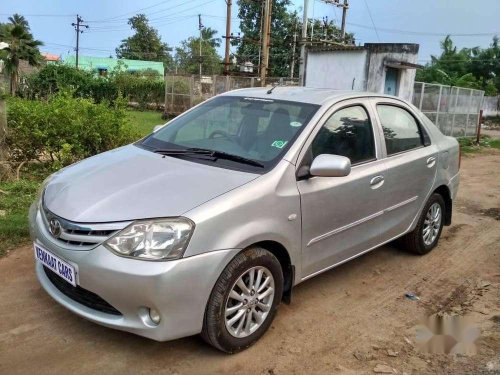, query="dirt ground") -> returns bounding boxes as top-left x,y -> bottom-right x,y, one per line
1,151 -> 499,375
